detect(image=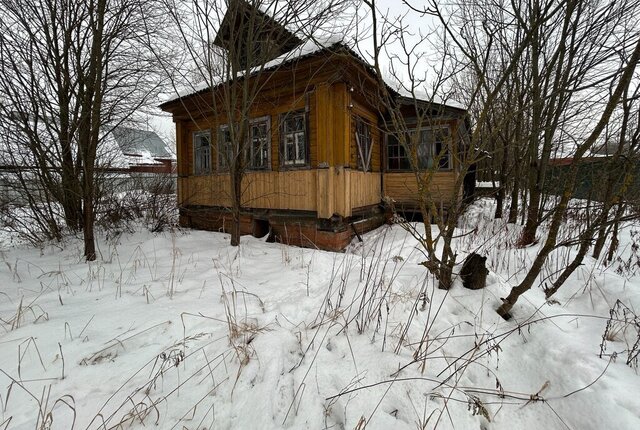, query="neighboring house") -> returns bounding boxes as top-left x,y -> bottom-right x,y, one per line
111,126 -> 174,172
103,126 -> 176,195
546,156 -> 640,202
0,121 -> 176,204
159,2 -> 470,251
